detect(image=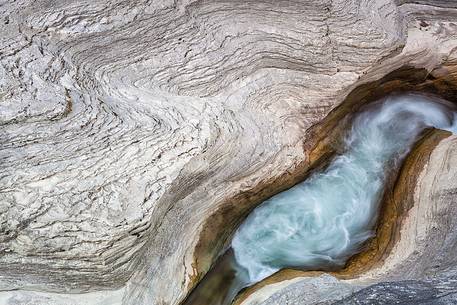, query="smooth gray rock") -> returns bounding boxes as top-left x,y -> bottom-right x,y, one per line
332,277 -> 457,305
